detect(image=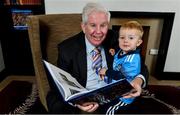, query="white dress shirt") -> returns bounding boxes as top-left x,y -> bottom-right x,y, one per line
85,38 -> 108,90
